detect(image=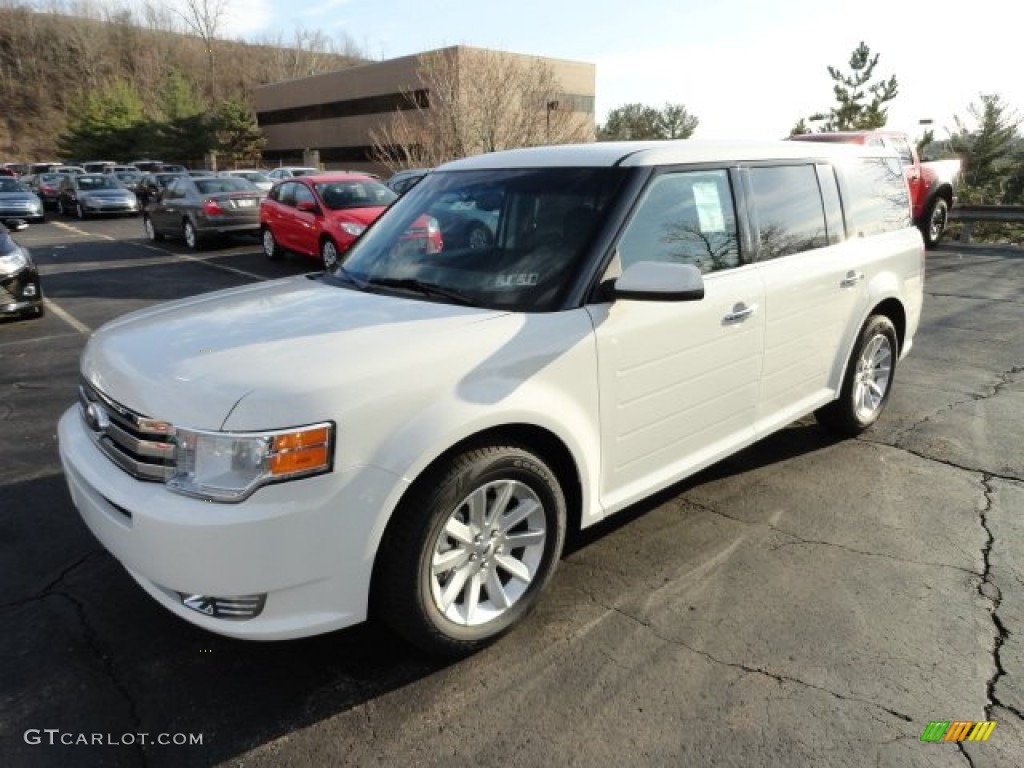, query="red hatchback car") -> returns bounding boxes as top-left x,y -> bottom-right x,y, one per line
261,173 -> 439,268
